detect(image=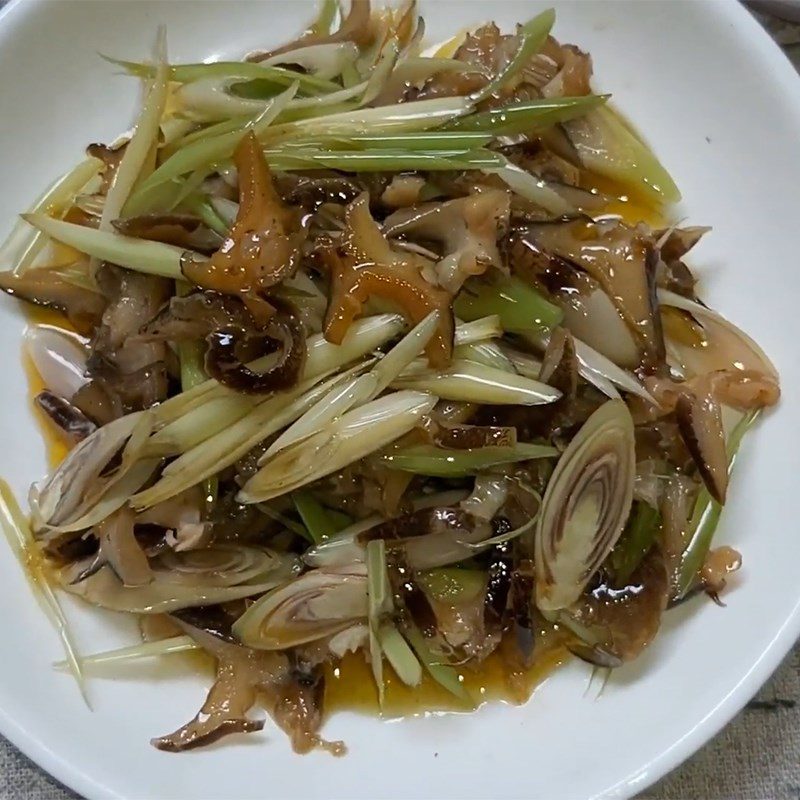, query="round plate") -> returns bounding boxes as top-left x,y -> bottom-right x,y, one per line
0,1 -> 797,798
